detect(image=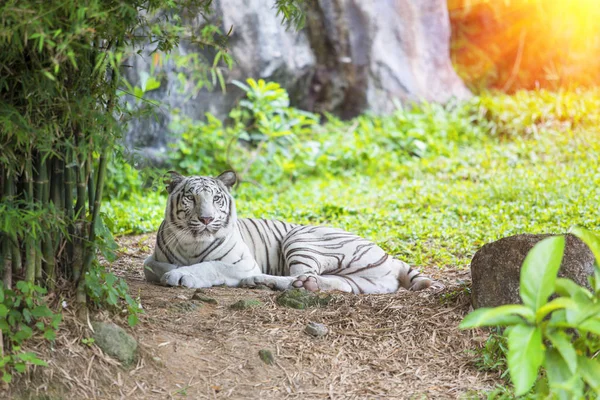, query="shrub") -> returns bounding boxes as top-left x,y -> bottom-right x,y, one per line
460,228 -> 600,398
